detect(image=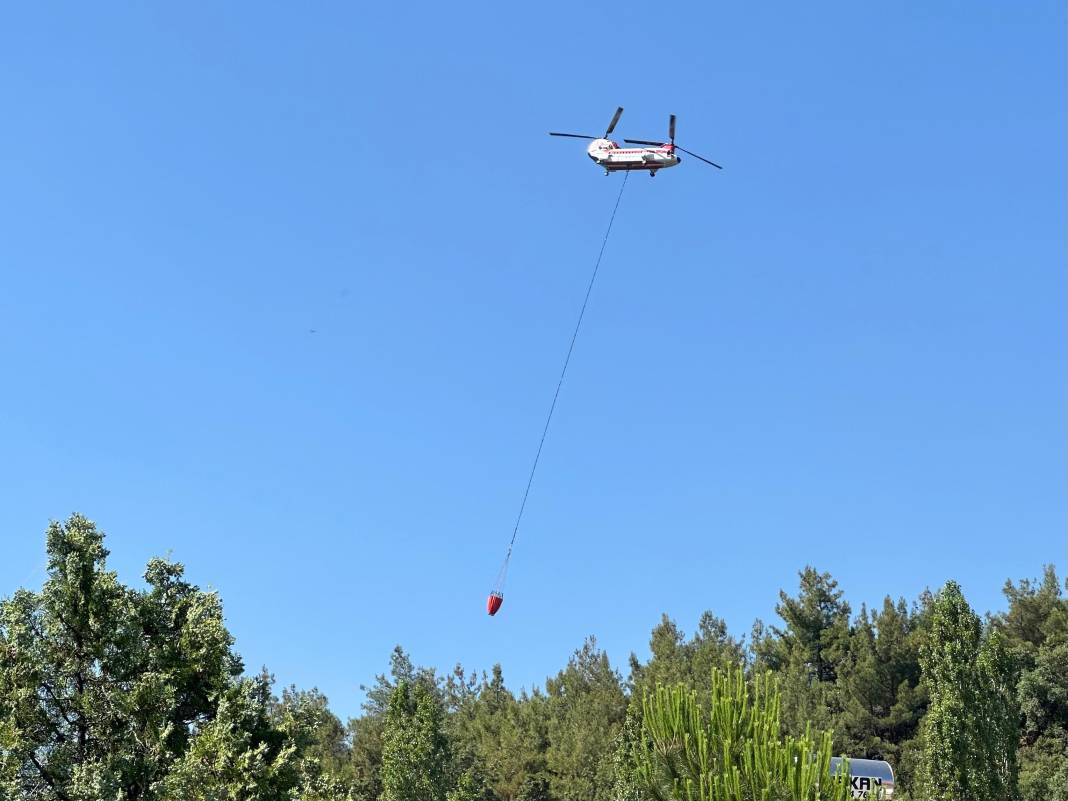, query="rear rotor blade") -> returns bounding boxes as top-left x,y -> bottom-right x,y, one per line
549,132 -> 596,140
675,146 -> 722,169
604,106 -> 624,137
623,139 -> 666,146
669,114 -> 676,144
